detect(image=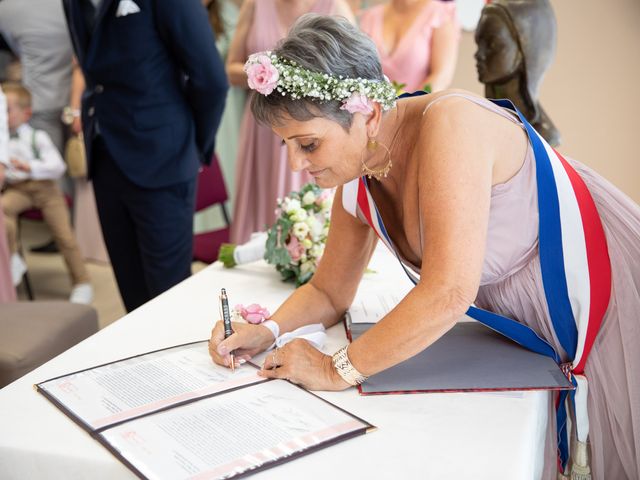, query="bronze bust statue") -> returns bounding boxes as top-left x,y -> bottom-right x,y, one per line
474,0 -> 561,146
